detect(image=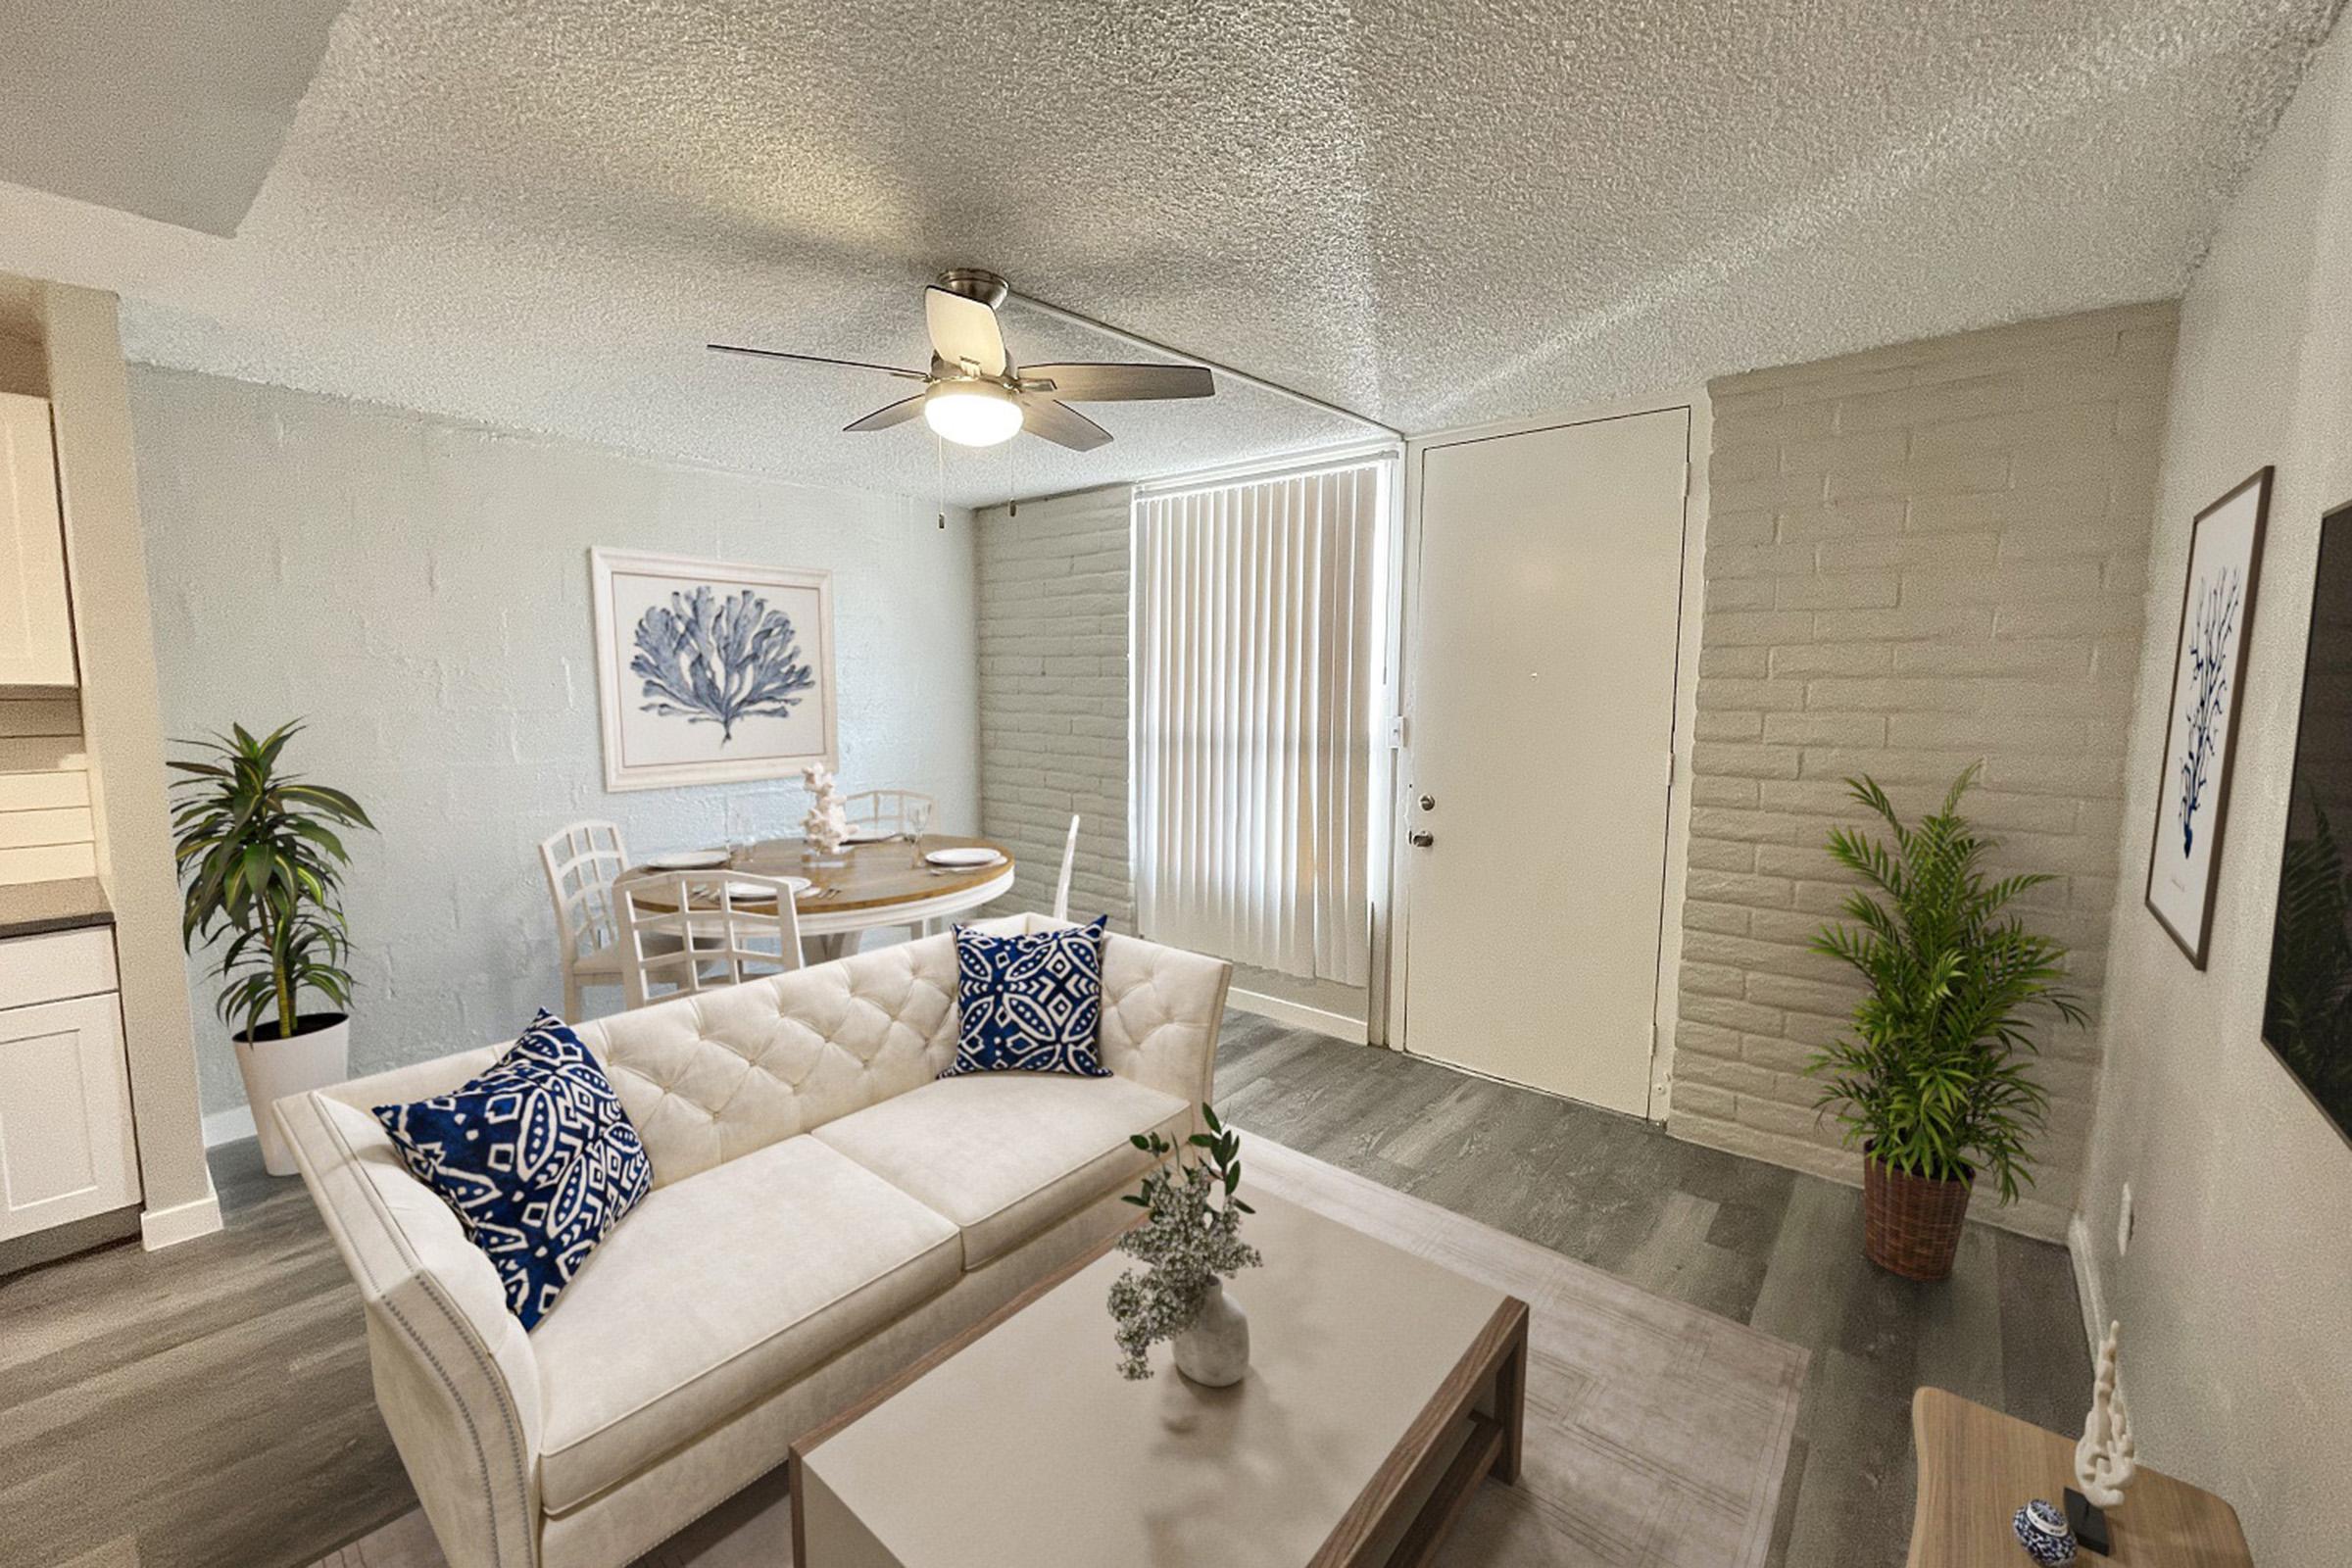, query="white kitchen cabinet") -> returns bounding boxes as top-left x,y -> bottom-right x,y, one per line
0,929 -> 136,1242
0,393 -> 80,687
